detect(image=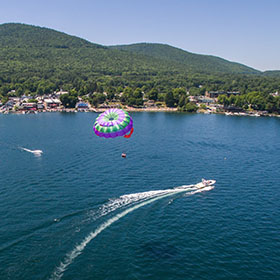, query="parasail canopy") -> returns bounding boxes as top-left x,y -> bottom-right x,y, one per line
93,108 -> 134,138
